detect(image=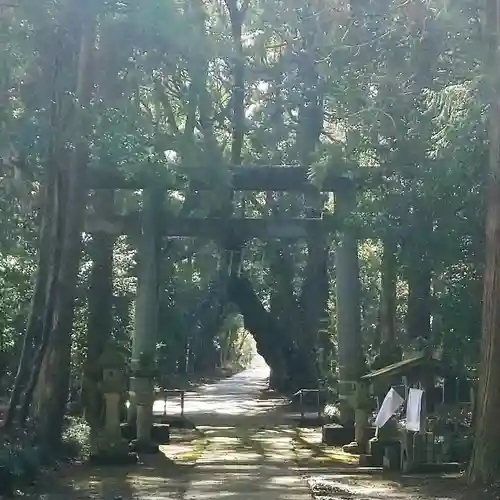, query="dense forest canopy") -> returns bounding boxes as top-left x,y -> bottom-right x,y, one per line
1,0 -> 500,486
